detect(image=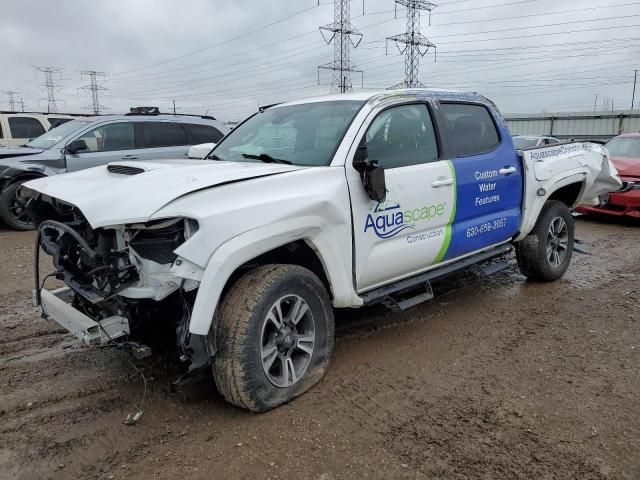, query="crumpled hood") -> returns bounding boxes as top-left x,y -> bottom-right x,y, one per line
610,156 -> 640,178
23,159 -> 306,227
